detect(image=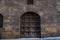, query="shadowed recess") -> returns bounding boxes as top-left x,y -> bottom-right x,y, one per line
20,12 -> 41,38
